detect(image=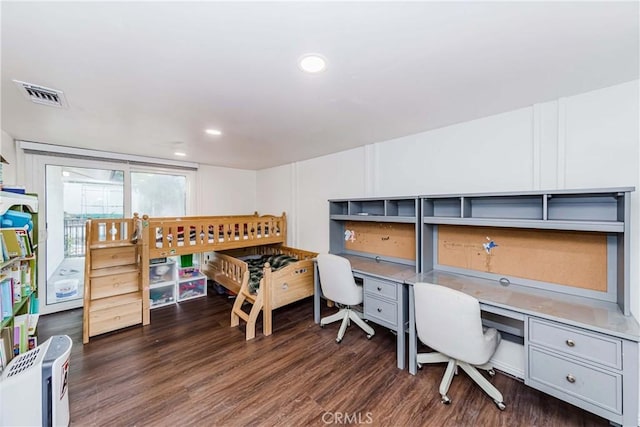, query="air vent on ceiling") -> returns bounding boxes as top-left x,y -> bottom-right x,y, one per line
12,80 -> 68,108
